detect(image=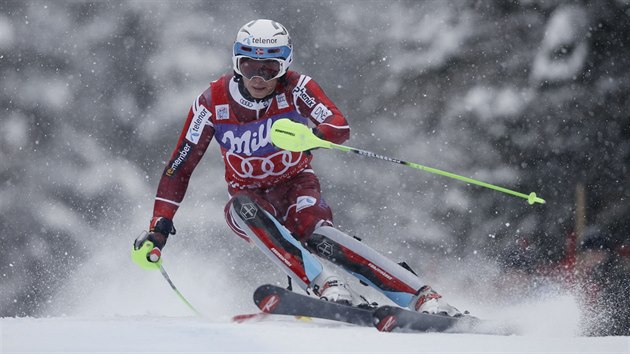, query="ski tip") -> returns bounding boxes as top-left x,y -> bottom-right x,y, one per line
253,284 -> 280,311
257,294 -> 281,314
